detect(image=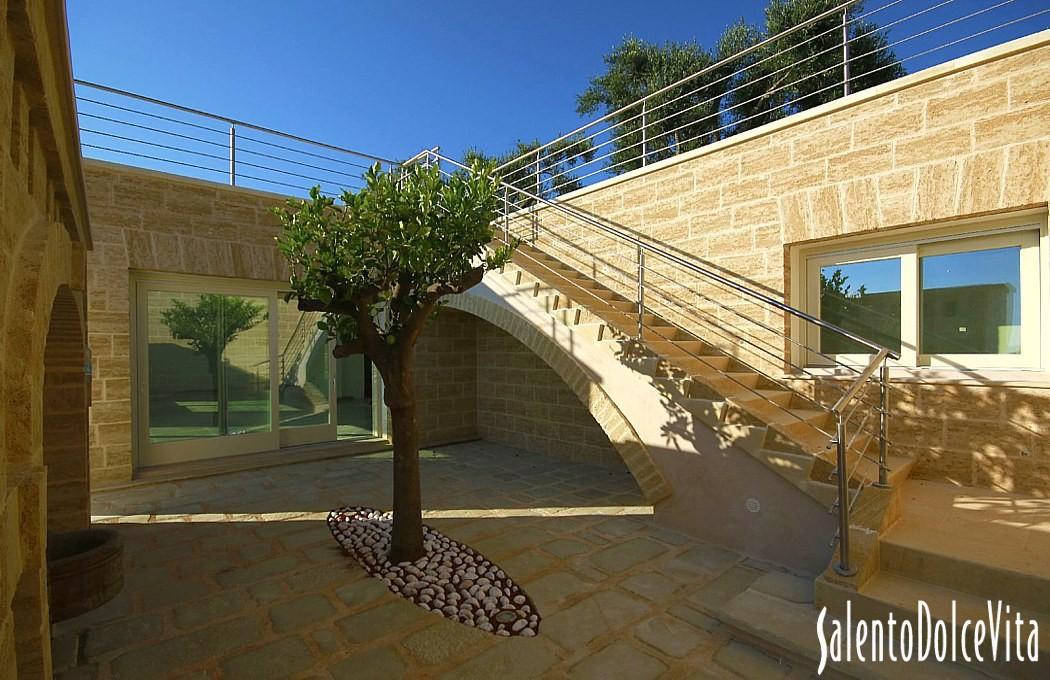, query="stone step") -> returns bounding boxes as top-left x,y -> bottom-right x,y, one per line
712,571 -> 987,679
849,572 -> 1050,678
879,480 -> 1050,615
